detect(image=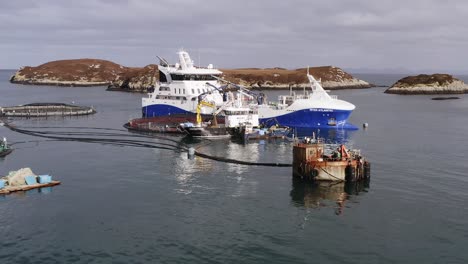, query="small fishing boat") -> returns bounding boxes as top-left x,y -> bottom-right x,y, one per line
236,124 -> 291,141
183,90 -> 259,138
0,137 -> 13,157
183,125 -> 231,138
